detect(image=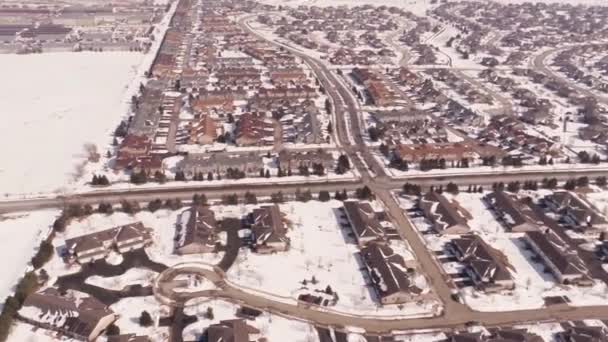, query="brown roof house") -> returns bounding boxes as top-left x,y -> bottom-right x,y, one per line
556,326 -> 608,342
206,319 -> 261,342
484,191 -> 542,232
18,288 -> 117,341
176,206 -> 219,254
524,229 -> 589,285
544,191 -> 608,235
450,235 -> 514,292
342,201 -> 385,246
445,328 -> 544,342
248,205 -> 289,254
64,222 -> 152,264
360,242 -> 422,305
420,192 -> 470,235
